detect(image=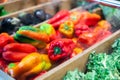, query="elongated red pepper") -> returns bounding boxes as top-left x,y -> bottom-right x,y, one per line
2,43 -> 37,61
50,16 -> 69,29
48,39 -> 75,61
80,12 -> 101,26
48,10 -> 70,24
